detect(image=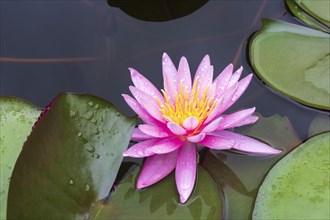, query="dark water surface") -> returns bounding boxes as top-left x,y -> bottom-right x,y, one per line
1,0 -> 328,218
